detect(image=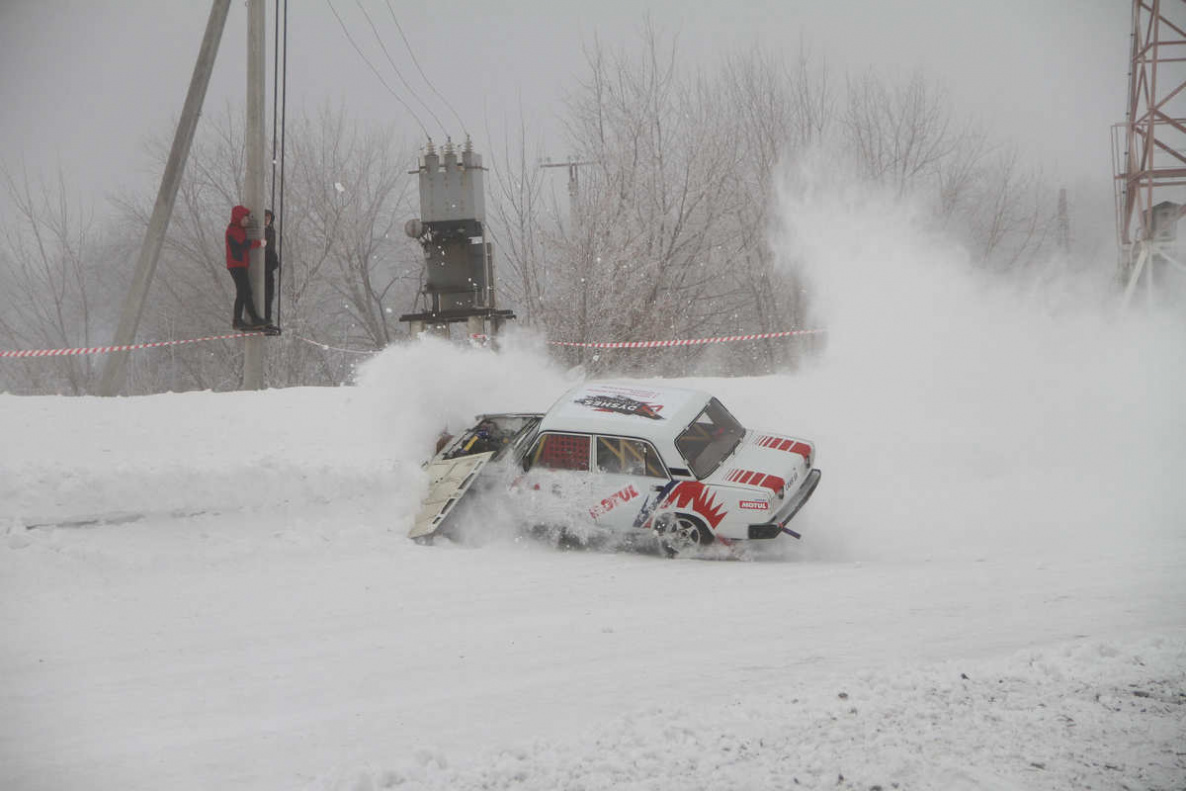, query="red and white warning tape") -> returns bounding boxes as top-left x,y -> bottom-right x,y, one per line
0,333 -> 253,359
2,328 -> 825,360
547,328 -> 825,349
